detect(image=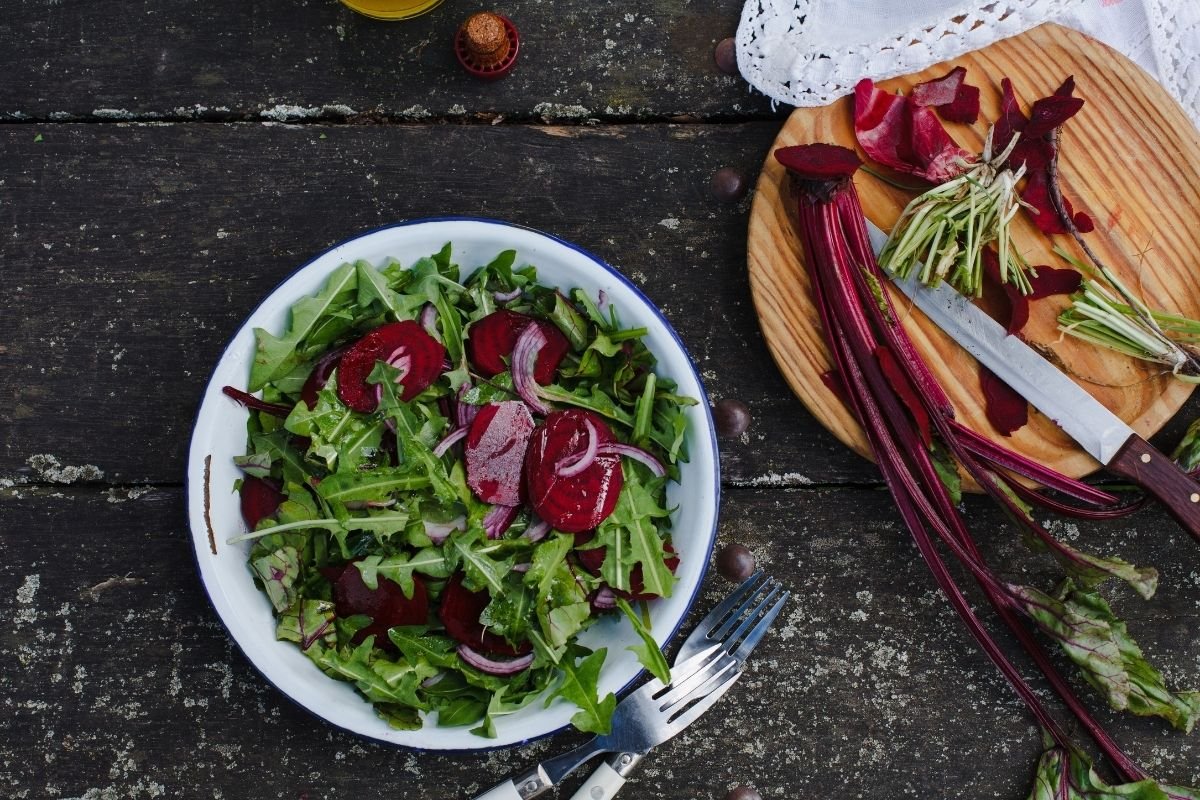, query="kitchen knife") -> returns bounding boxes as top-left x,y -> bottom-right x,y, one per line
865,221 -> 1200,542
